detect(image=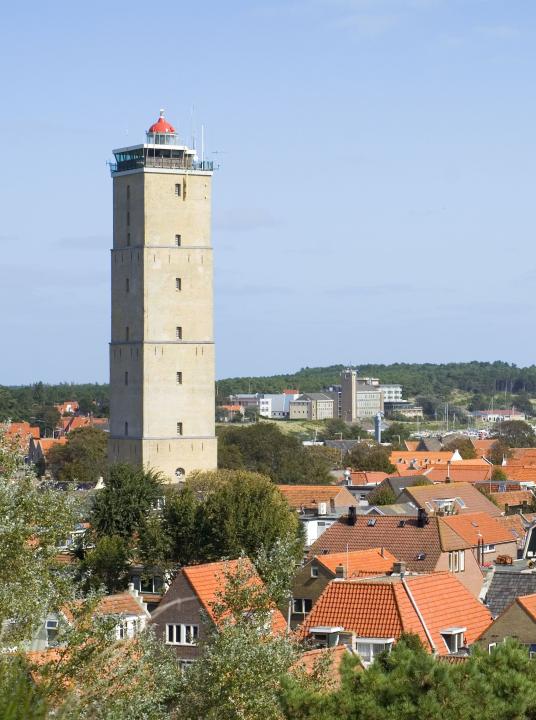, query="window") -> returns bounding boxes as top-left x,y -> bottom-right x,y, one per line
355,640 -> 393,665
483,544 -> 496,554
175,183 -> 181,196
176,371 -> 182,384
46,619 -> 59,647
179,660 -> 194,672
125,326 -> 130,341
124,421 -> 128,436
175,277 -> 182,291
488,643 -> 497,653
292,598 -> 312,615
126,185 -> 130,200
176,326 -> 182,340
176,422 -> 183,435
127,232 -> 131,247
127,211 -> 130,226
175,234 -> 181,246
448,550 -> 465,573
310,565 -> 319,578
166,624 -> 199,646
126,278 -> 130,292
124,371 -> 129,386
118,621 -> 127,640
441,629 -> 465,654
